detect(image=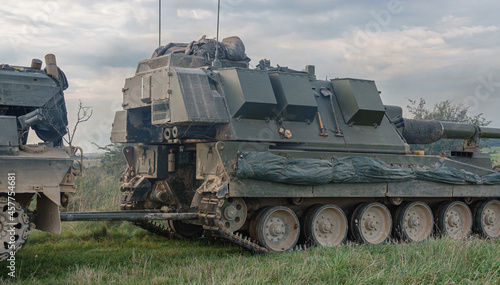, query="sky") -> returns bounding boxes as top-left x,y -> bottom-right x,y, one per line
1,0 -> 500,153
